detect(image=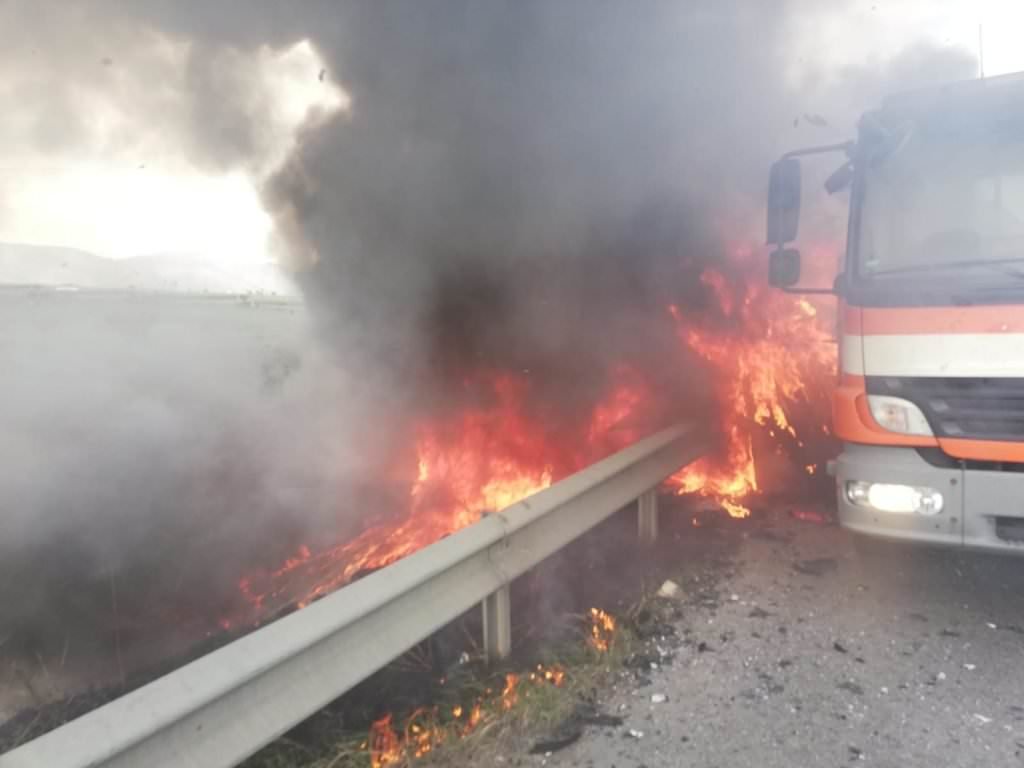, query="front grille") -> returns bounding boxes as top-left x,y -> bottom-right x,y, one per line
996,517 -> 1024,544
867,377 -> 1024,442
